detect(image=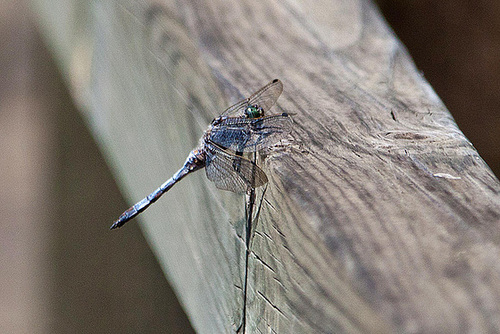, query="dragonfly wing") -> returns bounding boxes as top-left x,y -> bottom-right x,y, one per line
221,98 -> 249,117
209,113 -> 292,152
248,79 -> 283,113
246,113 -> 292,151
205,142 -> 268,192
221,79 -> 283,117
208,126 -> 250,152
